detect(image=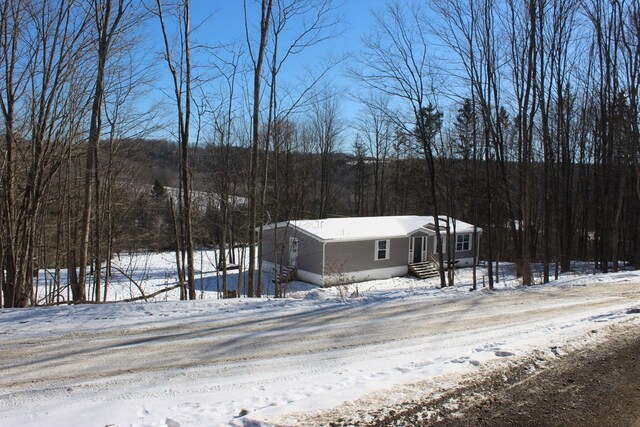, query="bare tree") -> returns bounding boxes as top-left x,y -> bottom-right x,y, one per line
155,0 -> 196,299
357,95 -> 392,216
433,0 -> 532,288
1,0 -> 91,307
355,1 -> 448,287
208,46 -> 243,298
620,1 -> 640,210
244,0 -> 274,298
76,0 -> 129,304
309,88 -> 342,218
351,136 -> 368,215
620,1 -> 640,267
257,0 -> 342,297
0,0 -> 26,307
100,42 -> 160,302
502,0 -> 539,286
584,0 -> 632,273
452,98 -> 481,289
